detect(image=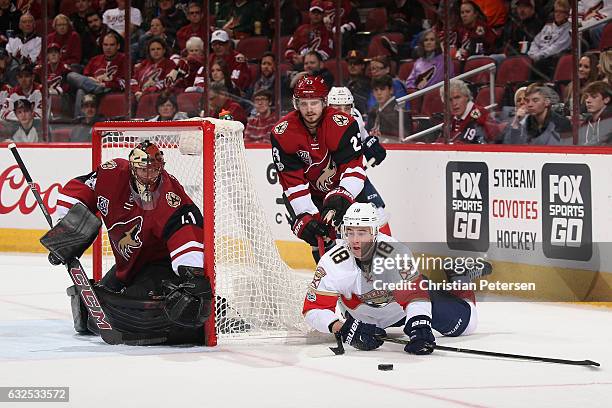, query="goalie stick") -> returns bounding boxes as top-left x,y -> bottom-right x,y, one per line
378,335 -> 600,367
7,143 -> 165,346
